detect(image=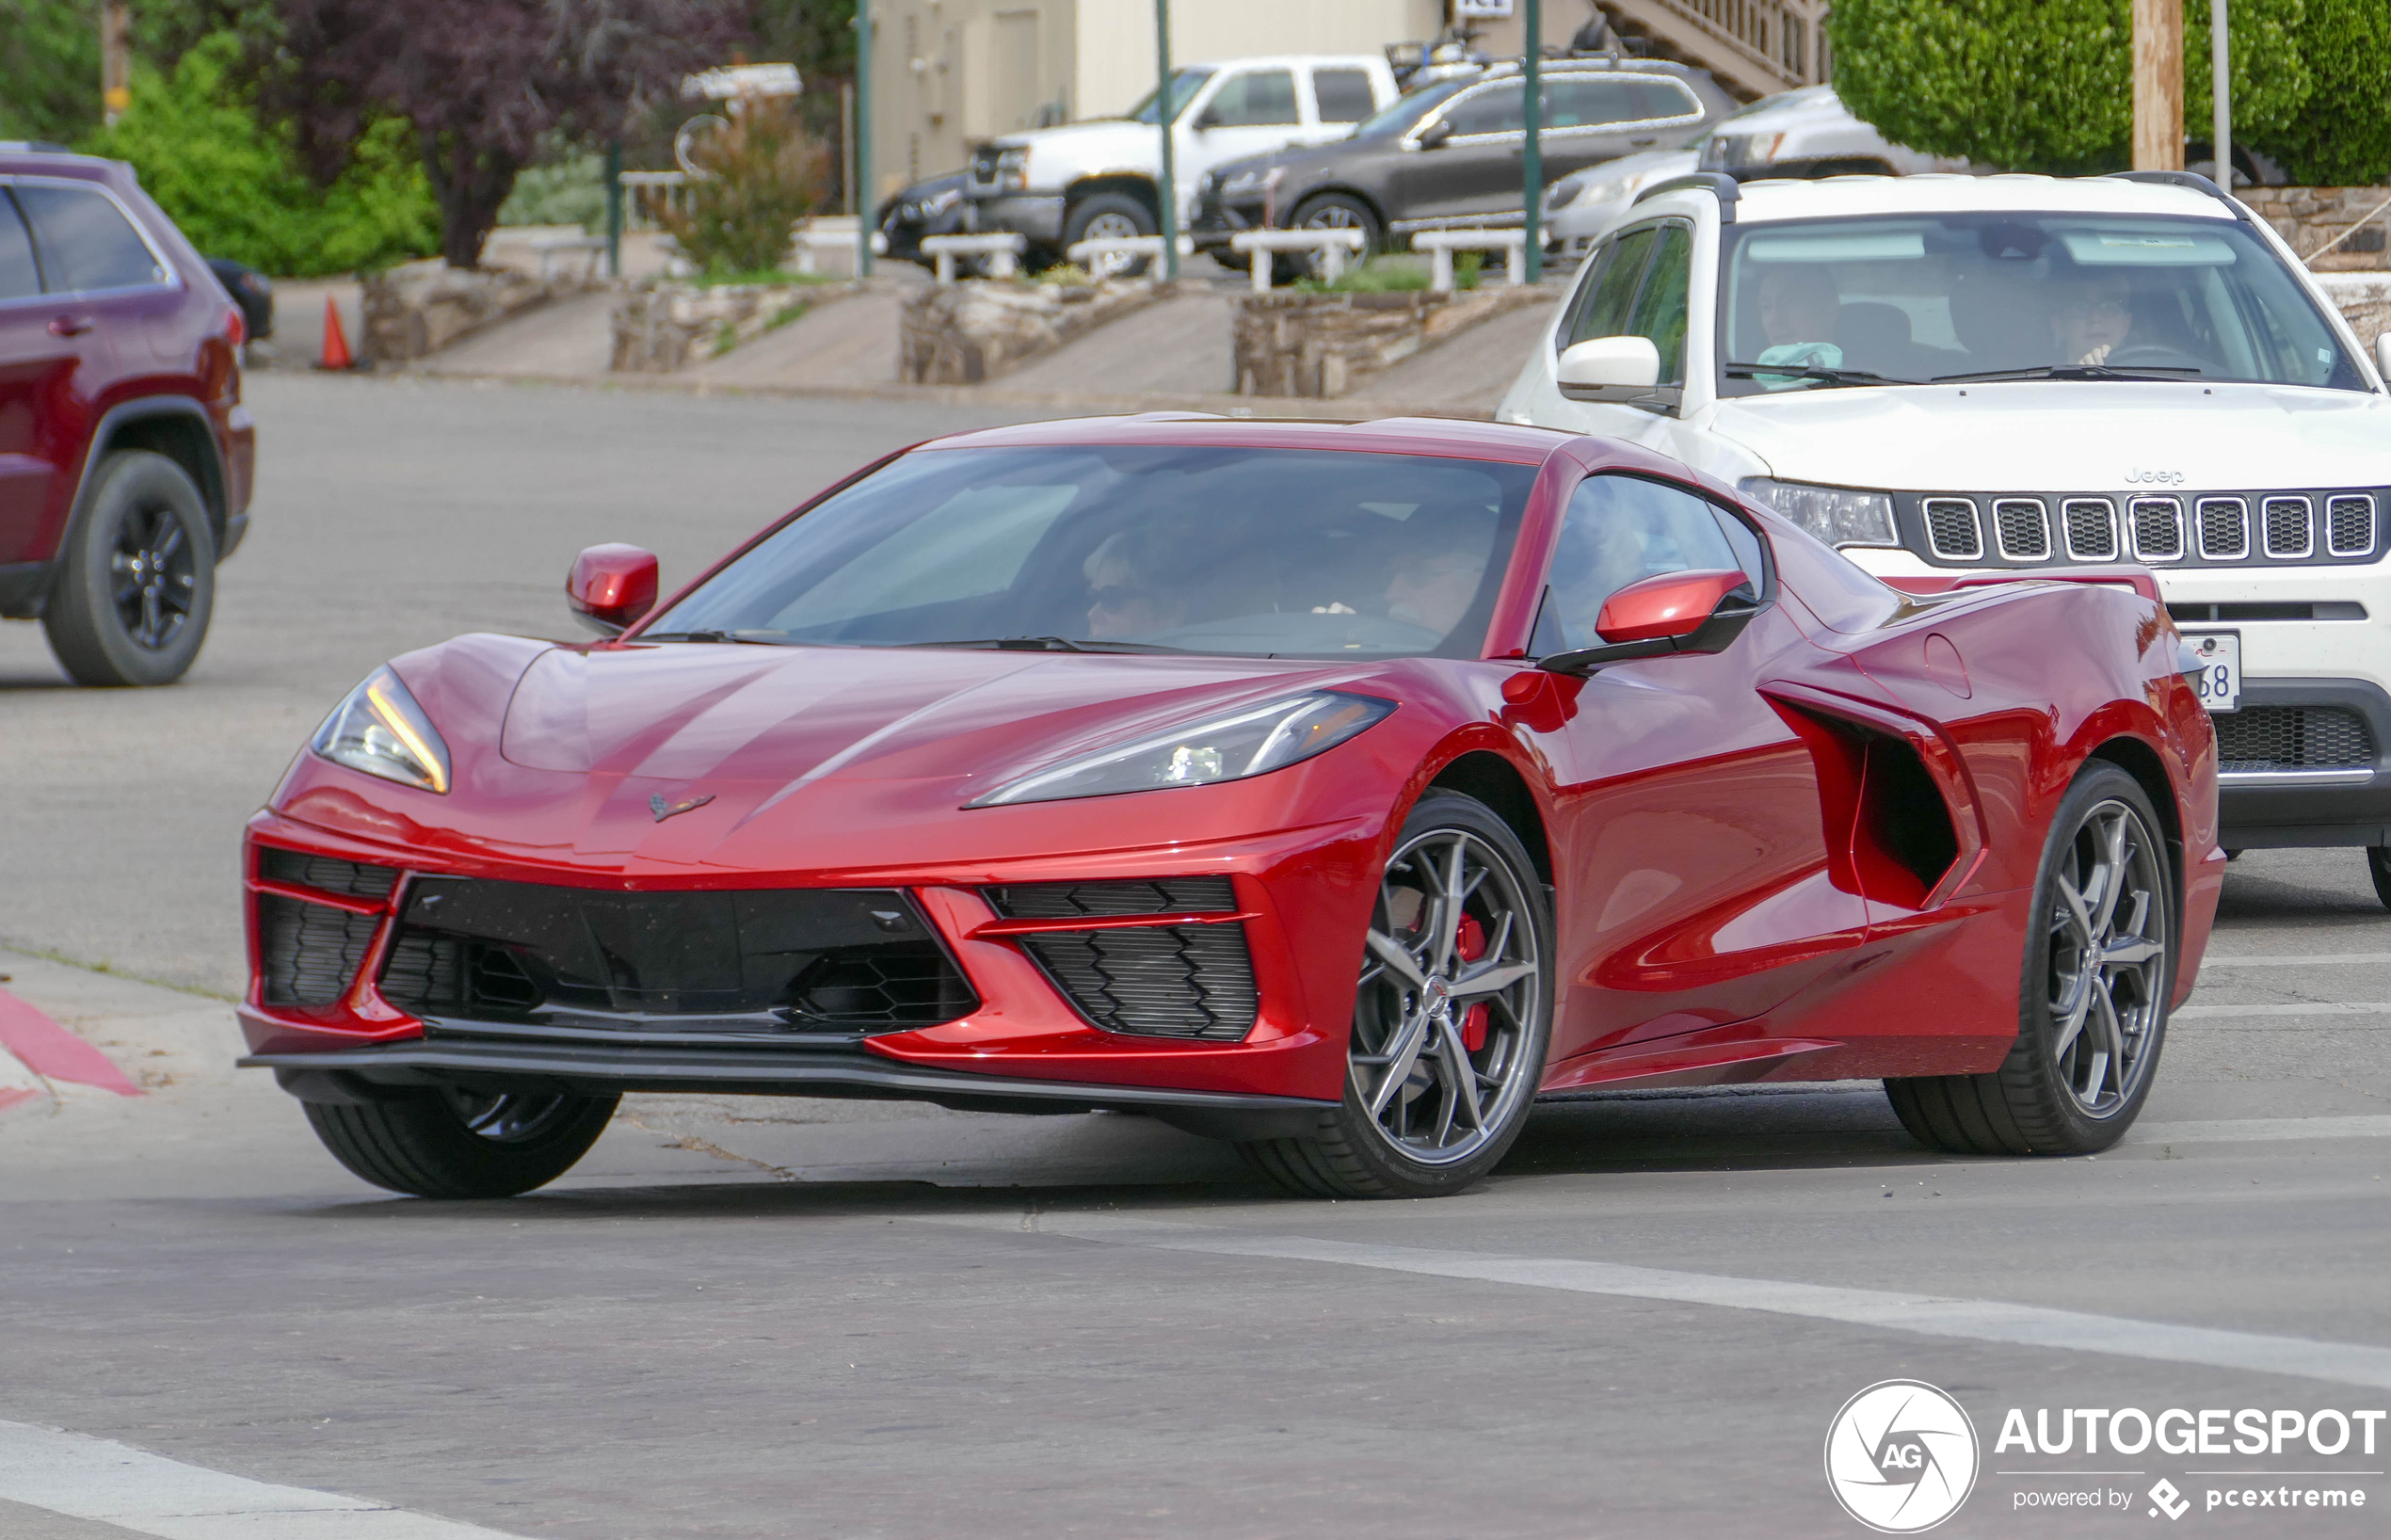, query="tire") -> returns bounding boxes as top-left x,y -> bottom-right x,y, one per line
2368,846 -> 2391,911
1289,193 -> 1381,279
42,450 -> 216,687
1062,193 -> 1156,278
1886,762 -> 2175,1156
303,1087 -> 619,1198
1242,791 -> 1553,1198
